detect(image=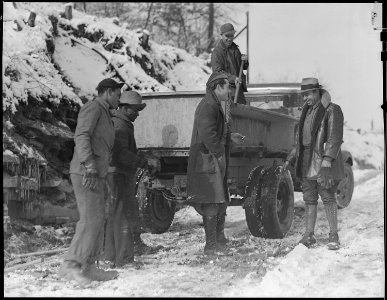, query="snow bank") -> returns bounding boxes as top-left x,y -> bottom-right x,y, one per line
342,125 -> 384,170
225,170 -> 385,297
